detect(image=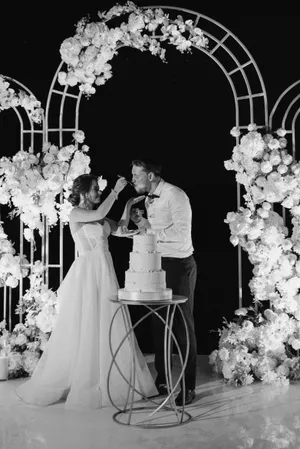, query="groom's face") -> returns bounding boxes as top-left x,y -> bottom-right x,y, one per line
131,165 -> 151,194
